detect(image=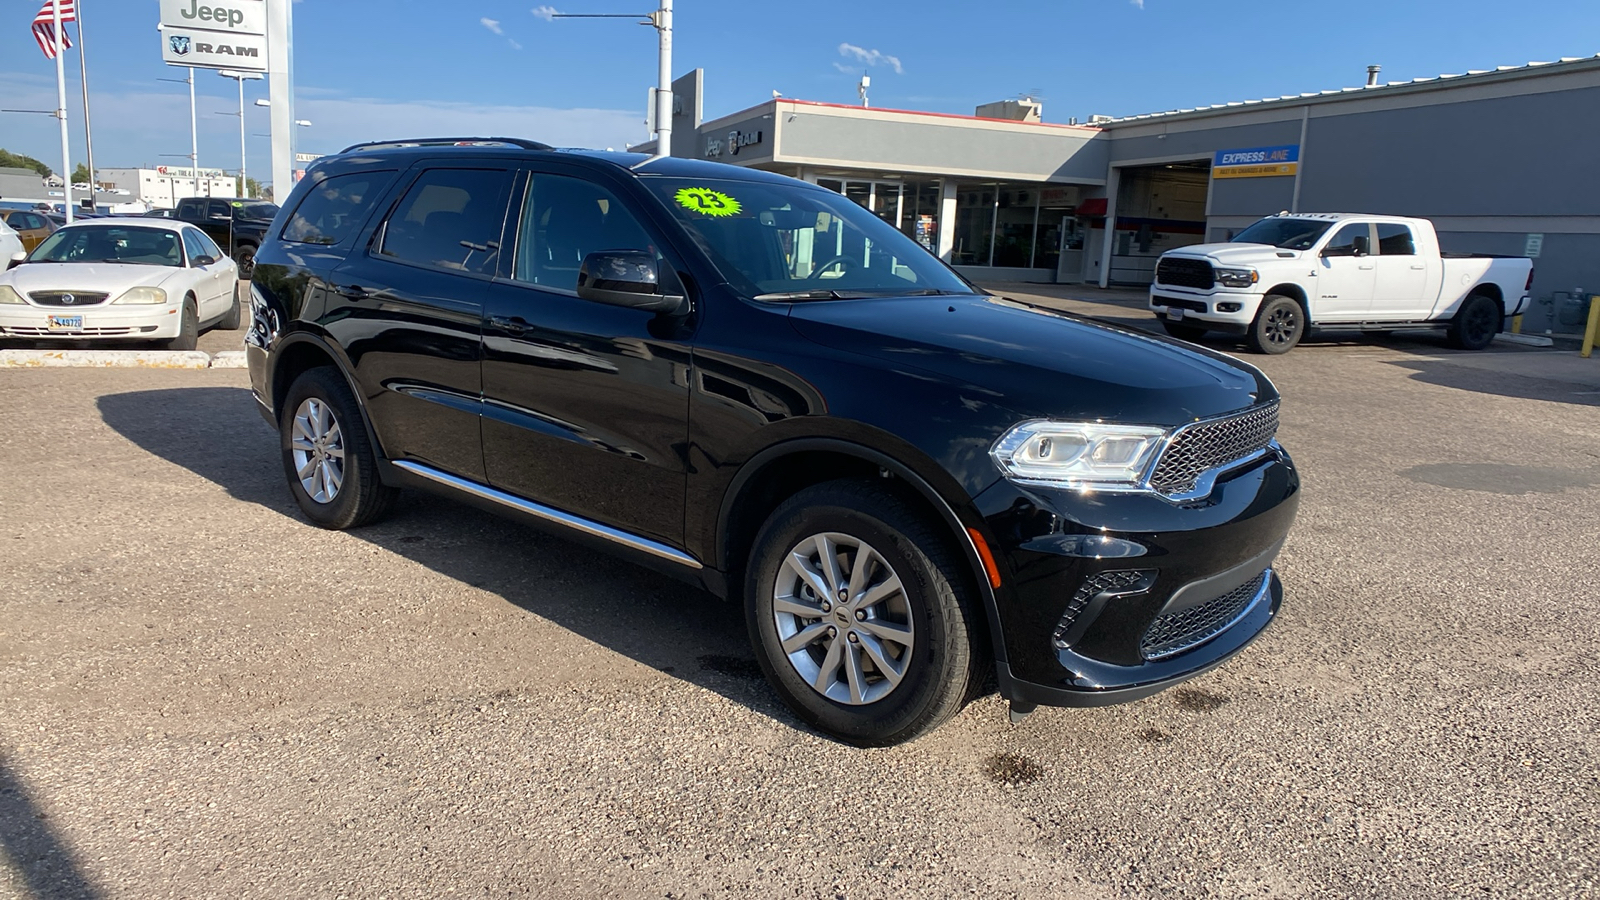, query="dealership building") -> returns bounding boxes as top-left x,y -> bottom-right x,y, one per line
640,55 -> 1600,334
